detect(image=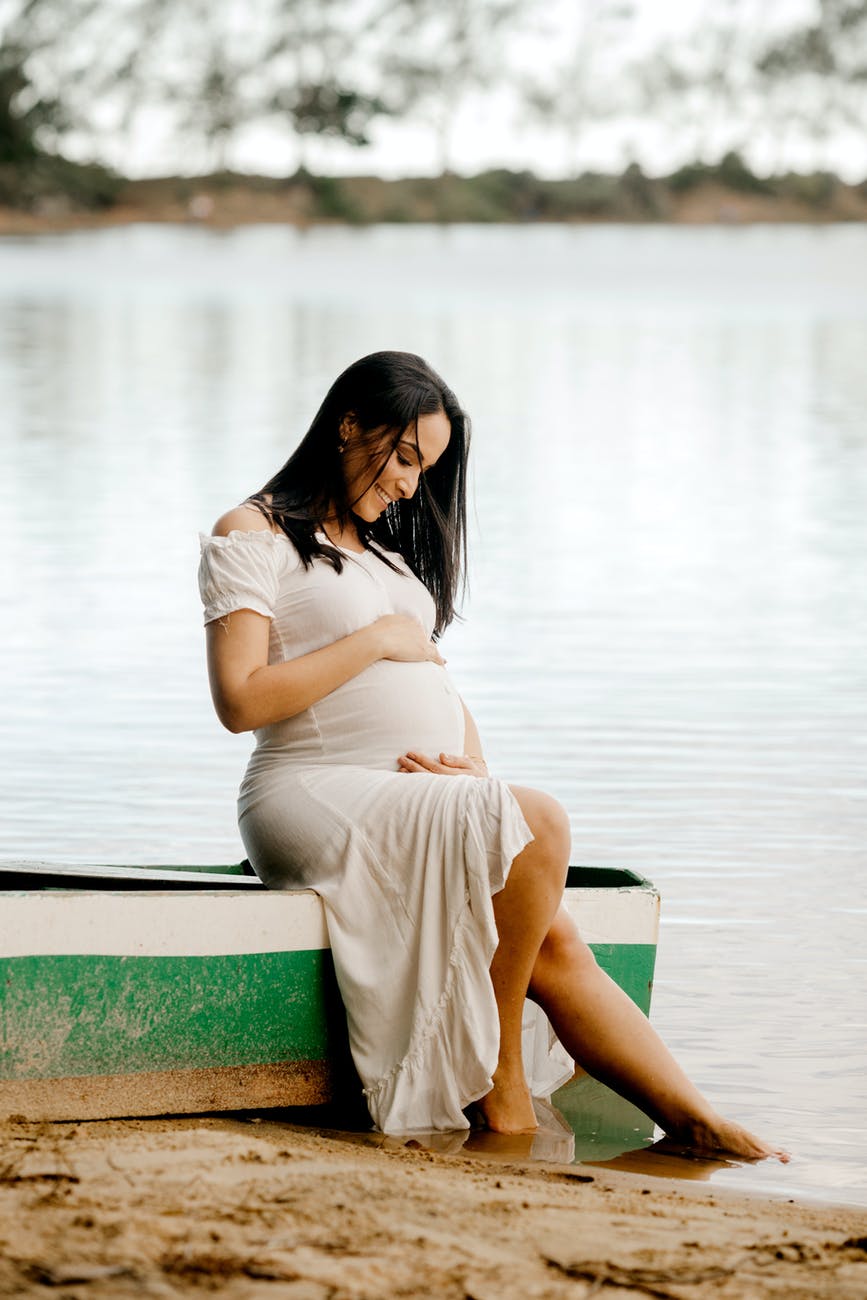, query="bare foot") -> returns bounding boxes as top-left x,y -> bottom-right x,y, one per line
671,1113 -> 790,1163
475,1070 -> 538,1135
